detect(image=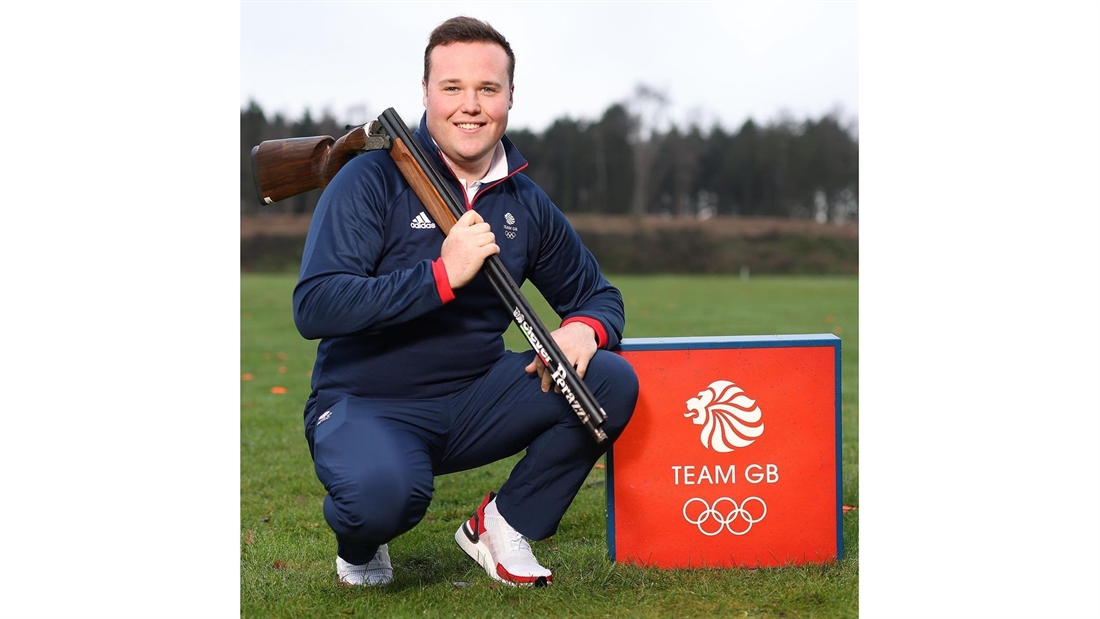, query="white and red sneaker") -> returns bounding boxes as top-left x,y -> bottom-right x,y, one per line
455,491 -> 553,587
